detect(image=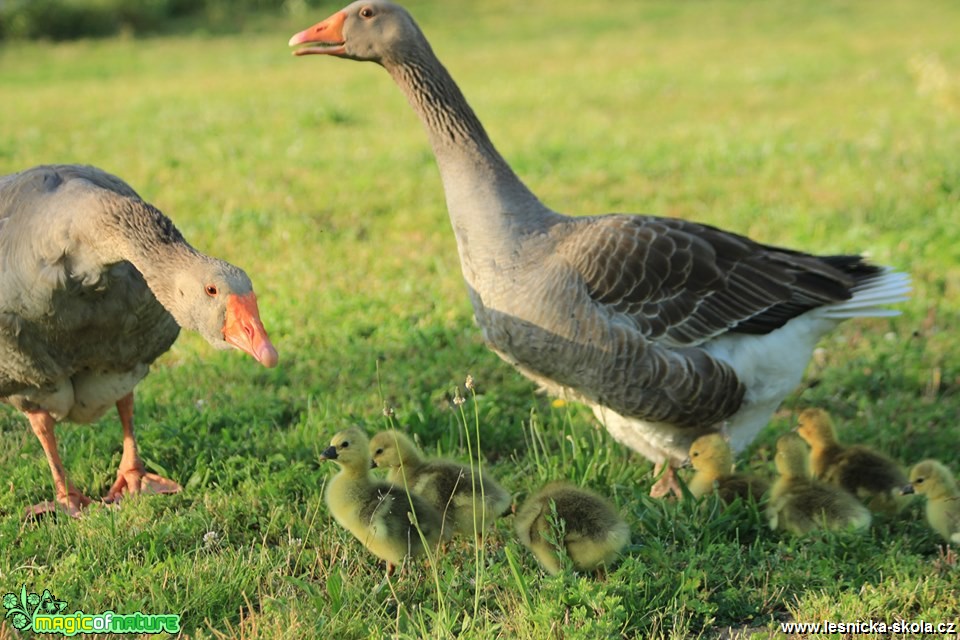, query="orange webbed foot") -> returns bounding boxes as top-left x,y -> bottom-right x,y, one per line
24,487 -> 93,519
104,462 -> 181,503
649,462 -> 683,499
